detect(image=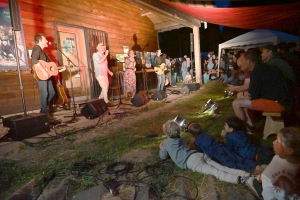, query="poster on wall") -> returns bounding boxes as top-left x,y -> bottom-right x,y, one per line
0,3 -> 28,70
58,32 -> 82,88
